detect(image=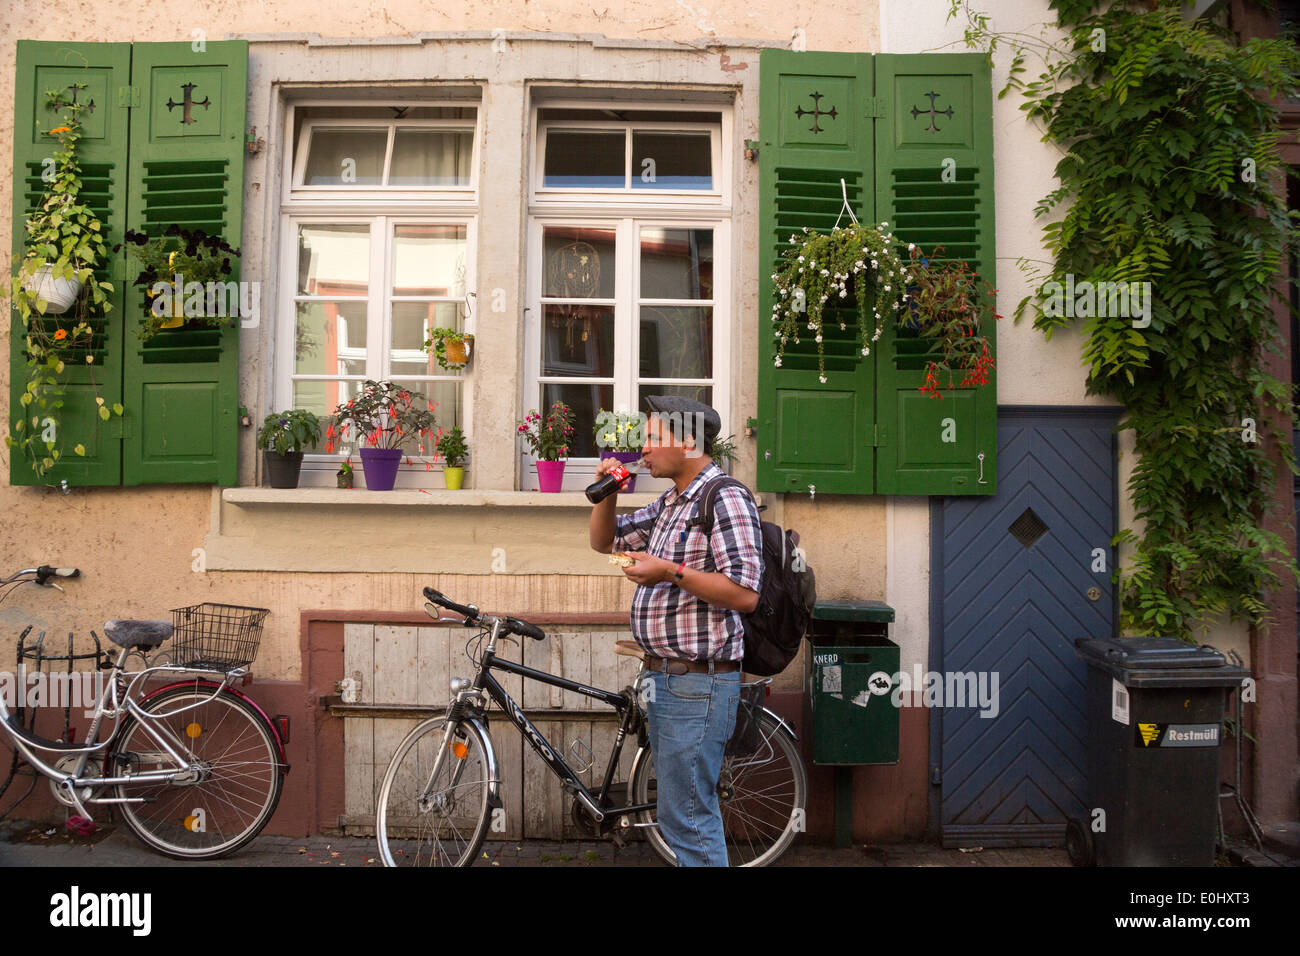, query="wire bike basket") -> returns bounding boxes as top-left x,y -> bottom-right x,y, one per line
168,603 -> 270,671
